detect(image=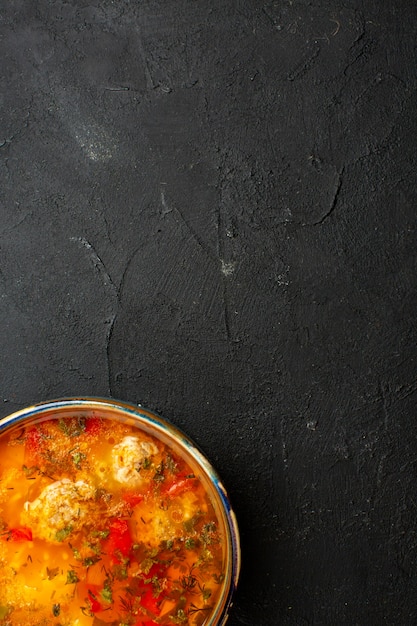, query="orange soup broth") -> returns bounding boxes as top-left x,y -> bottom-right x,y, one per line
0,413 -> 227,626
